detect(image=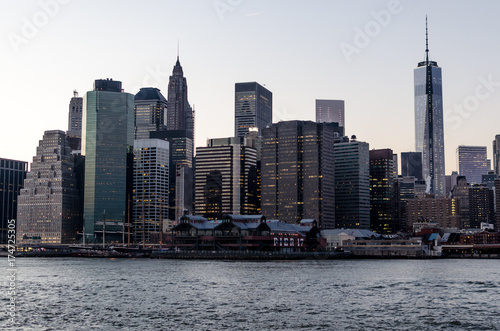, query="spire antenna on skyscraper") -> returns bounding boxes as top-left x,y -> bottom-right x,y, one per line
425,16 -> 429,64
